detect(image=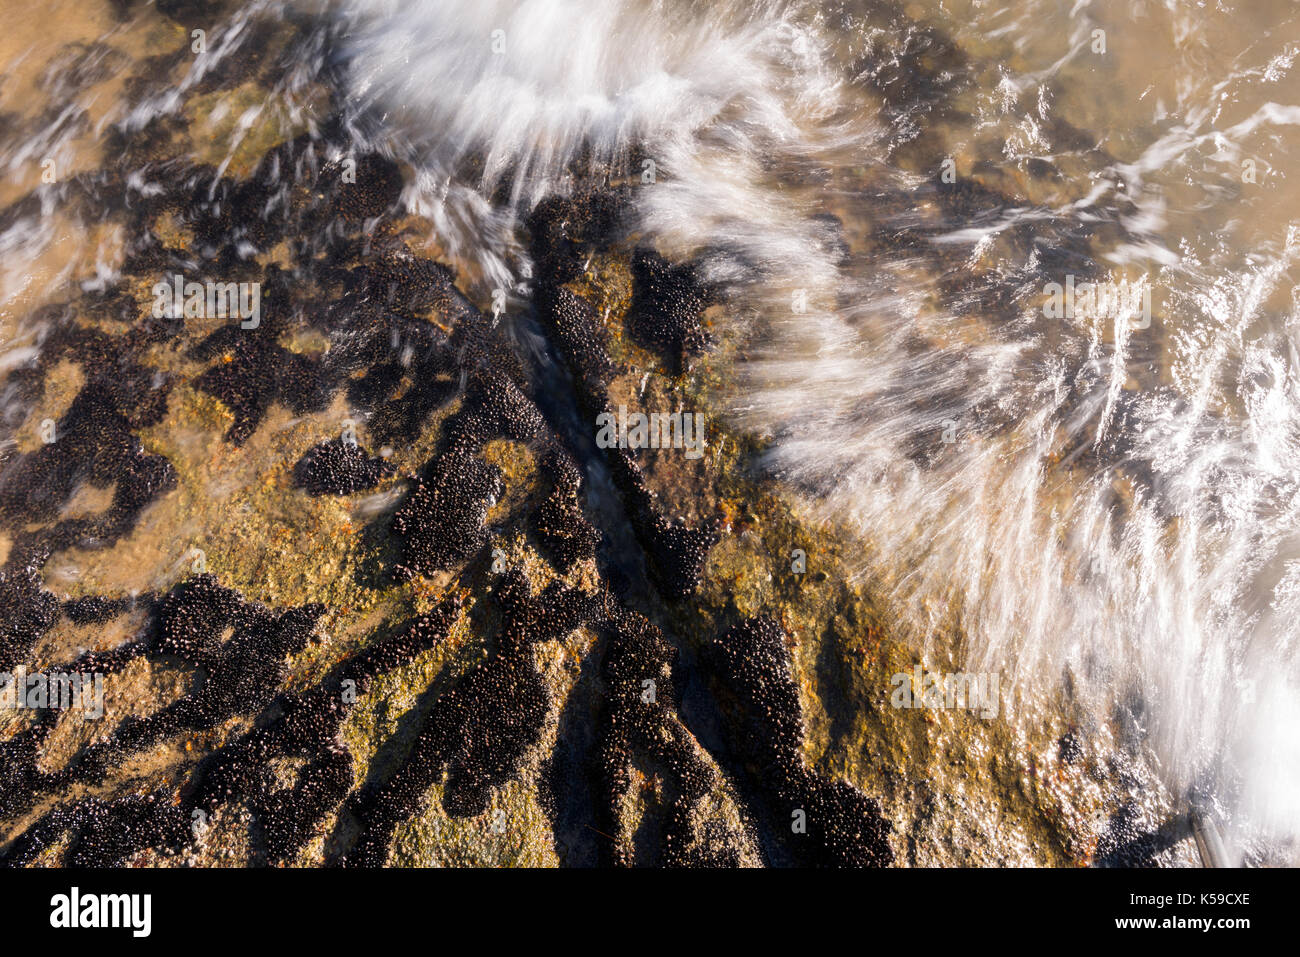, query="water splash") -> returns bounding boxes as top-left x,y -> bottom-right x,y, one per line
331,0 -> 1300,849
